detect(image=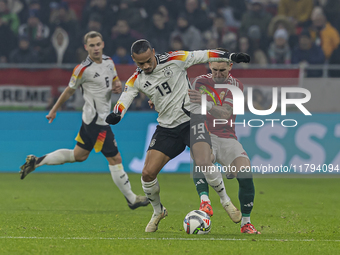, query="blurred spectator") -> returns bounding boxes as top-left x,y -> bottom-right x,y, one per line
239,0 -> 272,49
268,15 -> 297,48
0,0 -> 20,34
277,0 -> 314,26
5,0 -> 24,15
328,44 -> 340,77
40,27 -> 75,64
18,9 -> 50,52
206,38 -> 218,49
247,24 -> 269,63
264,0 -> 280,16
9,35 -> 38,63
238,36 -> 268,65
81,0 -> 116,31
183,0 -> 212,32
77,13 -> 110,61
309,6 -> 340,60
203,14 -> 237,52
155,1 -> 183,24
292,30 -> 325,77
268,28 -> 291,64
316,0 -> 340,32
169,35 -> 186,51
115,0 -> 146,33
147,11 -> 171,54
111,46 -> 134,64
110,19 -> 142,55
49,1 -> 78,41
217,0 -> 247,29
170,13 -> 203,50
21,0 -> 50,25
0,14 -> 16,62
157,4 -> 176,31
